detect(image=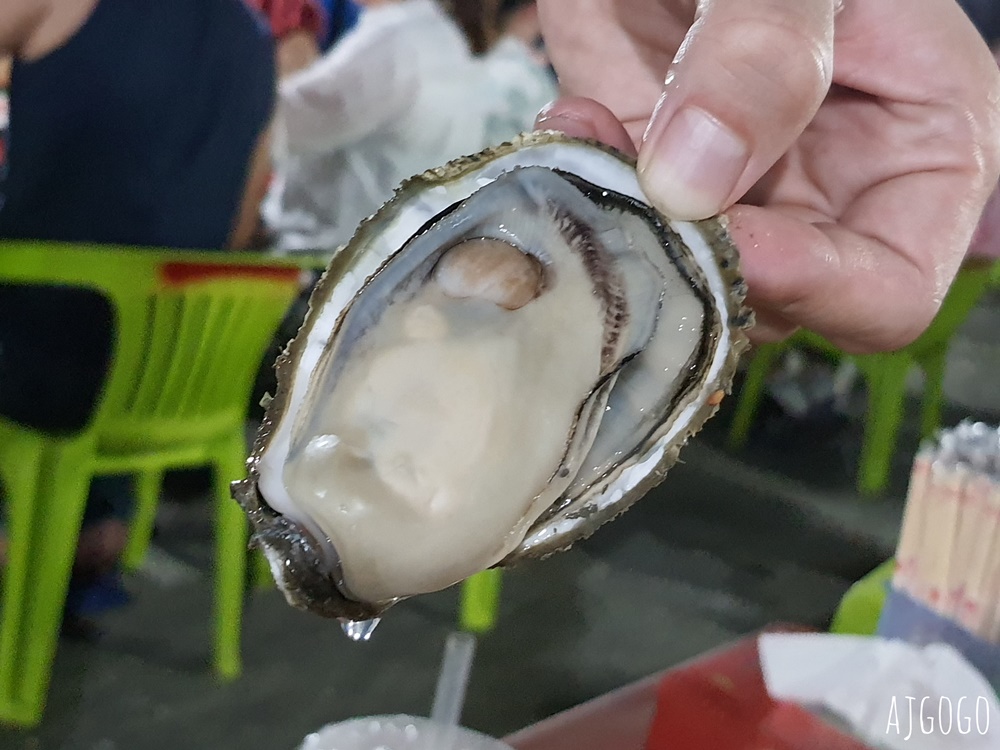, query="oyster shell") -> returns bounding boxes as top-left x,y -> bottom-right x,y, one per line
233,131 -> 752,622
